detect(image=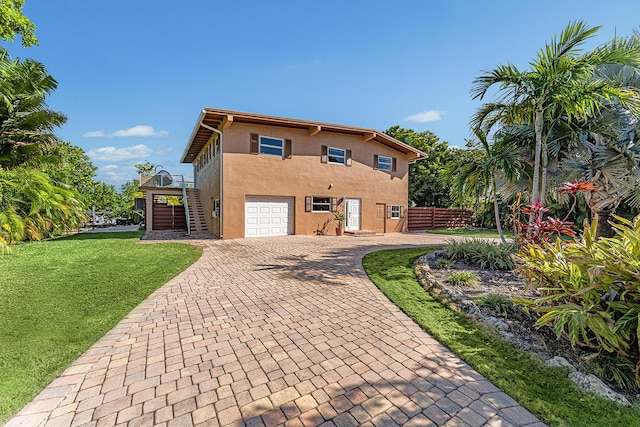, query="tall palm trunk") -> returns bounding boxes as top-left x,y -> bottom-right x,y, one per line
492,175 -> 507,244
540,166 -> 548,206
530,109 -> 545,224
